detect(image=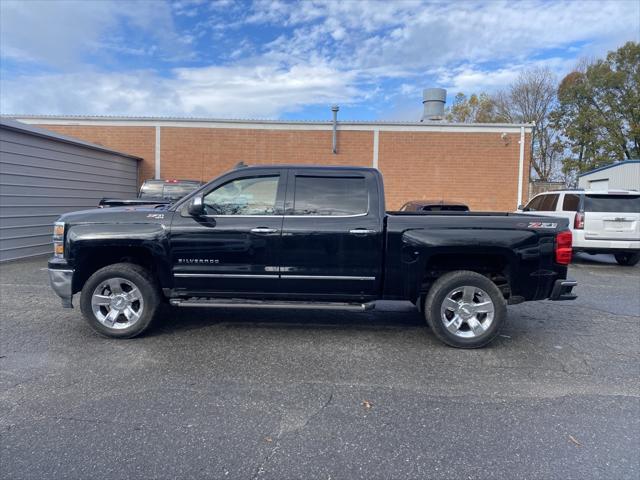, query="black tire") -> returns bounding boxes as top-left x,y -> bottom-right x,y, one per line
424,270 -> 506,348
614,253 -> 640,266
80,263 -> 160,338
